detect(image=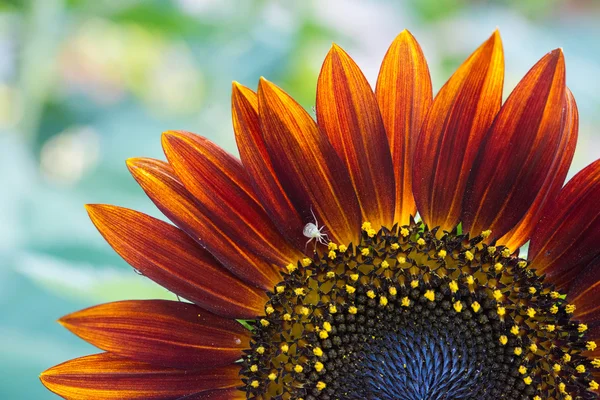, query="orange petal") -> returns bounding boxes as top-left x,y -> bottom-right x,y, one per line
40,353 -> 241,400
568,255 -> 600,325
59,300 -> 250,369
127,158 -> 281,290
86,203 -> 267,319
463,49 -> 567,241
232,82 -> 306,250
376,30 -> 433,225
162,131 -> 303,267
529,159 -> 600,290
316,44 -> 395,228
257,77 -> 361,245
497,88 -> 578,250
412,30 -> 504,232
